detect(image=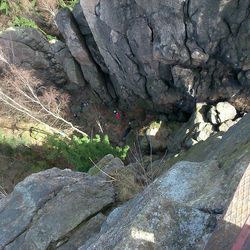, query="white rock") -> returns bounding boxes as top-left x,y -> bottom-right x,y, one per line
216,102 -> 237,123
